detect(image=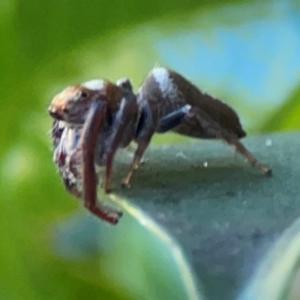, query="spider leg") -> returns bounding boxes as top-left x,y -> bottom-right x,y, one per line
121,138 -> 153,188
79,101 -> 122,224
188,107 -> 272,176
157,104 -> 192,133
122,104 -> 191,186
121,103 -> 157,188
154,105 -> 272,176
105,97 -> 138,193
